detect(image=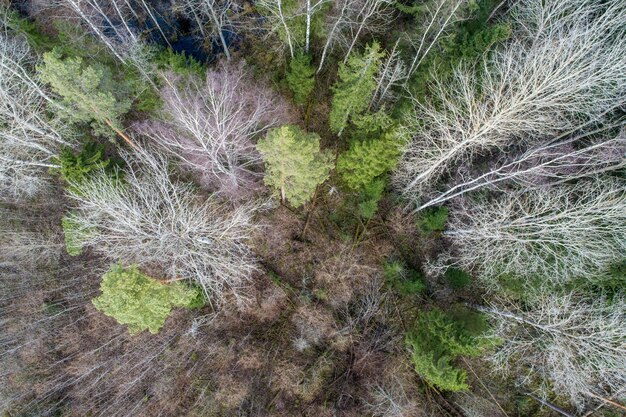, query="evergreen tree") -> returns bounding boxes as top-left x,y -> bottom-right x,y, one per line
257,125 -> 333,207
337,130 -> 400,190
405,308 -> 489,391
92,264 -> 204,335
286,53 -> 316,105
38,49 -> 136,148
329,42 -> 384,135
